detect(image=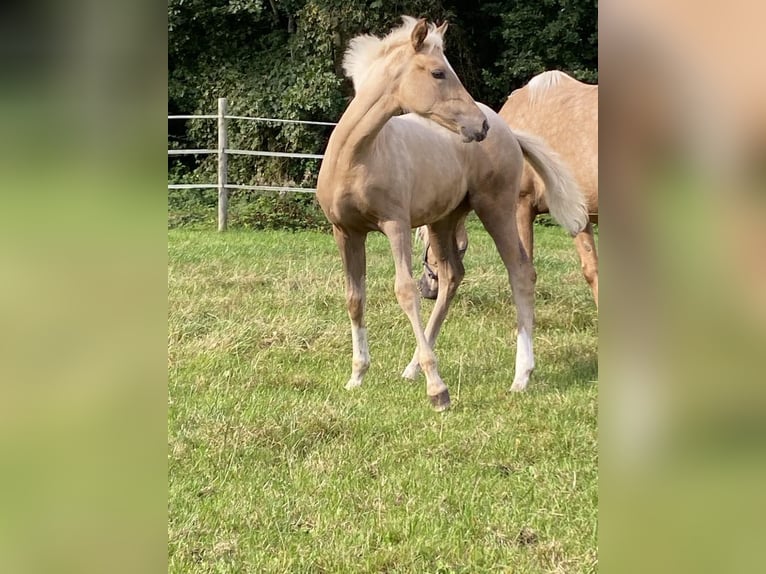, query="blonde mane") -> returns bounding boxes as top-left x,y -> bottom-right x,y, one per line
343,16 -> 445,92
527,70 -> 576,104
